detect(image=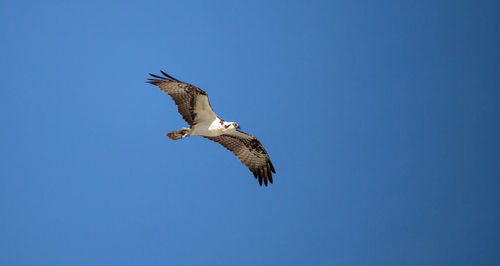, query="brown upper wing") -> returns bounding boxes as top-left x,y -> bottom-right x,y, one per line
204,130 -> 276,186
147,71 -> 216,126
